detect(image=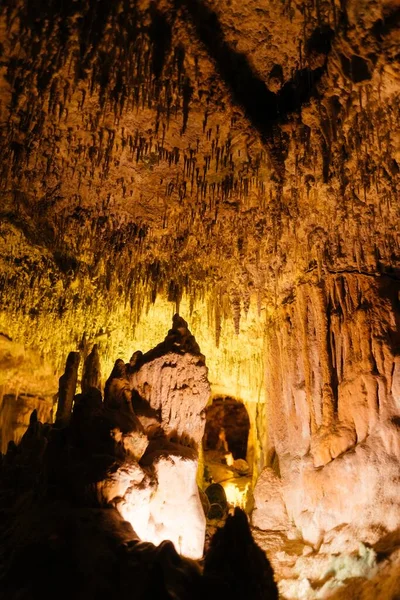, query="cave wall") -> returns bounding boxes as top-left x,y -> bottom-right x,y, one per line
260,271 -> 400,543
0,0 -> 399,548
